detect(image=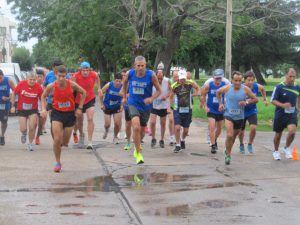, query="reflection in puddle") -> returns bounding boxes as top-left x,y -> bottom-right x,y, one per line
144,200 -> 238,216
60,212 -> 87,216
25,212 -> 47,215
59,204 -> 84,208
